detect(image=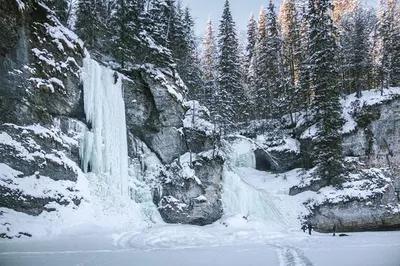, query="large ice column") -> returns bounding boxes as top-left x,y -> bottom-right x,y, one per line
80,57 -> 129,197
